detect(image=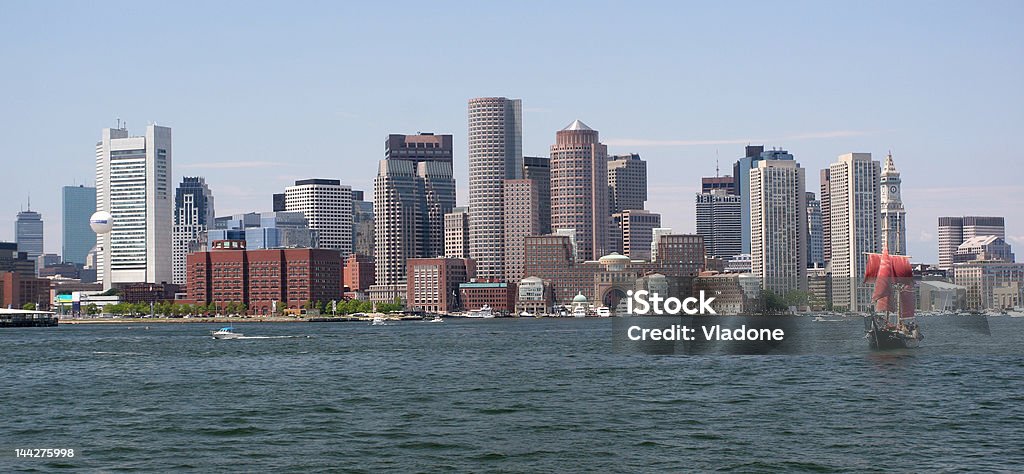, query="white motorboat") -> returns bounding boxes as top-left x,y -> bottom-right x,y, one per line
427,315 -> 444,323
596,307 -> 611,317
466,305 -> 494,318
211,326 -> 242,339
371,316 -> 388,326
